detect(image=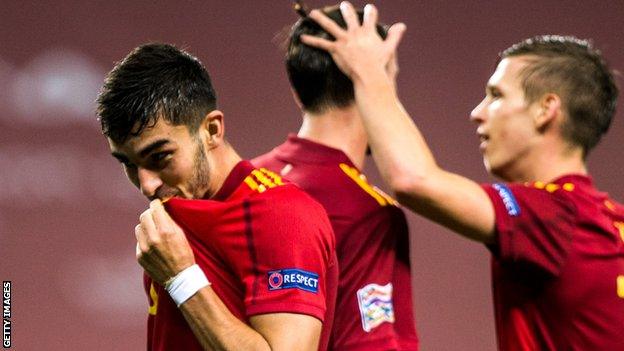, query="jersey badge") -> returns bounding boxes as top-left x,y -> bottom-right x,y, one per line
267,269 -> 319,293
357,282 -> 395,332
493,183 -> 521,216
